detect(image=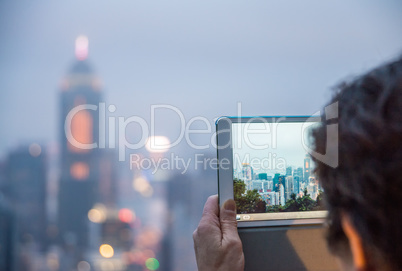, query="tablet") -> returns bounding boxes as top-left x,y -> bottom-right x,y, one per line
216,116 -> 327,227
